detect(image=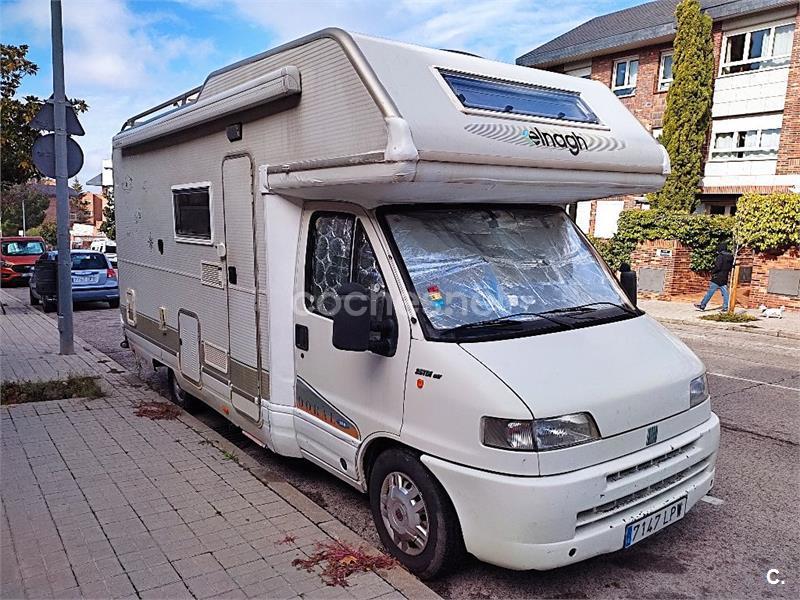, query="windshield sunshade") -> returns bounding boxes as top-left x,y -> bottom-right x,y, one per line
441,71 -> 599,124
383,207 -> 631,335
